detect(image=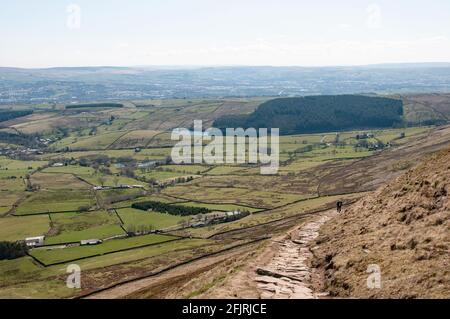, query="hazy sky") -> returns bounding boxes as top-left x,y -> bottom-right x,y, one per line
1,0 -> 450,68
